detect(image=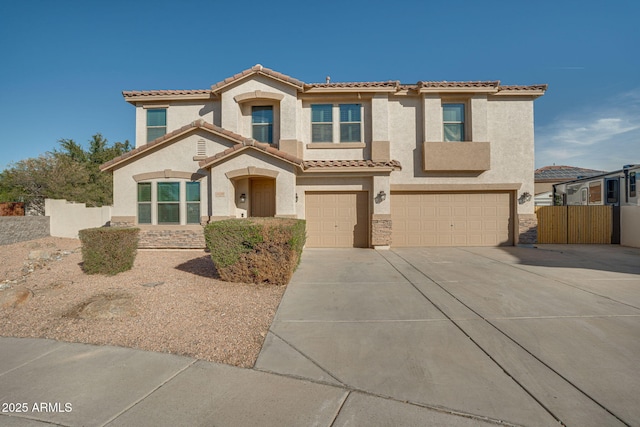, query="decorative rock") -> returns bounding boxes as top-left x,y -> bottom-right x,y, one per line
0,286 -> 33,308
141,281 -> 165,287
